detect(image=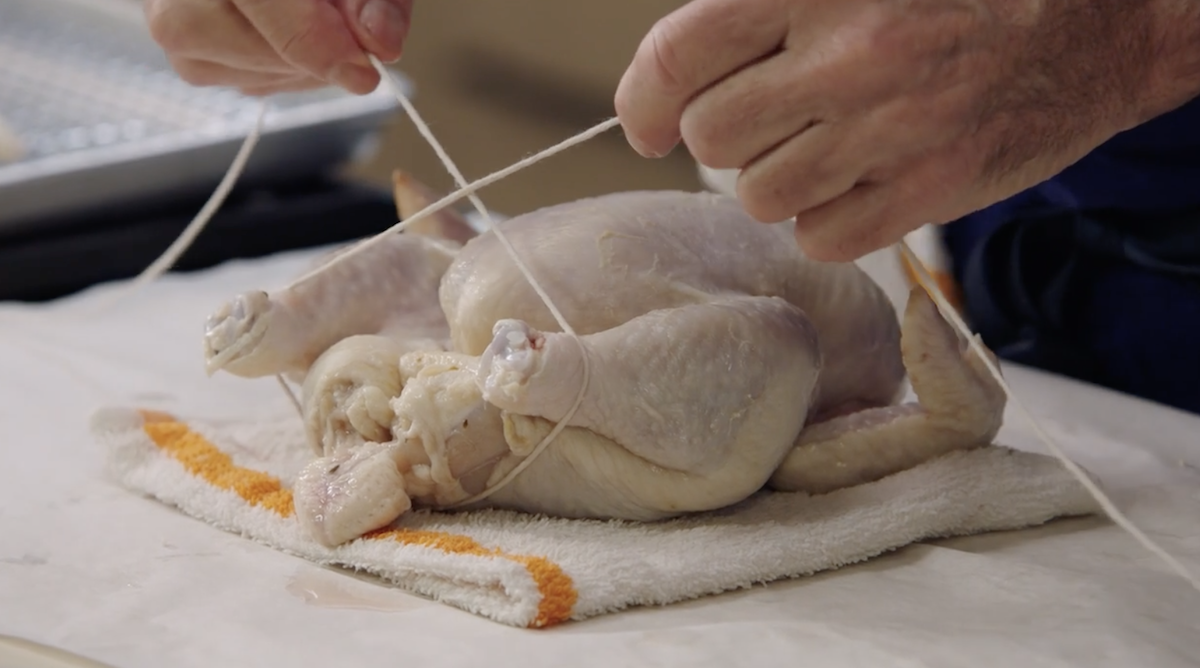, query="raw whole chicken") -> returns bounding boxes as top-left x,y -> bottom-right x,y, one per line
202,172 -> 1007,547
